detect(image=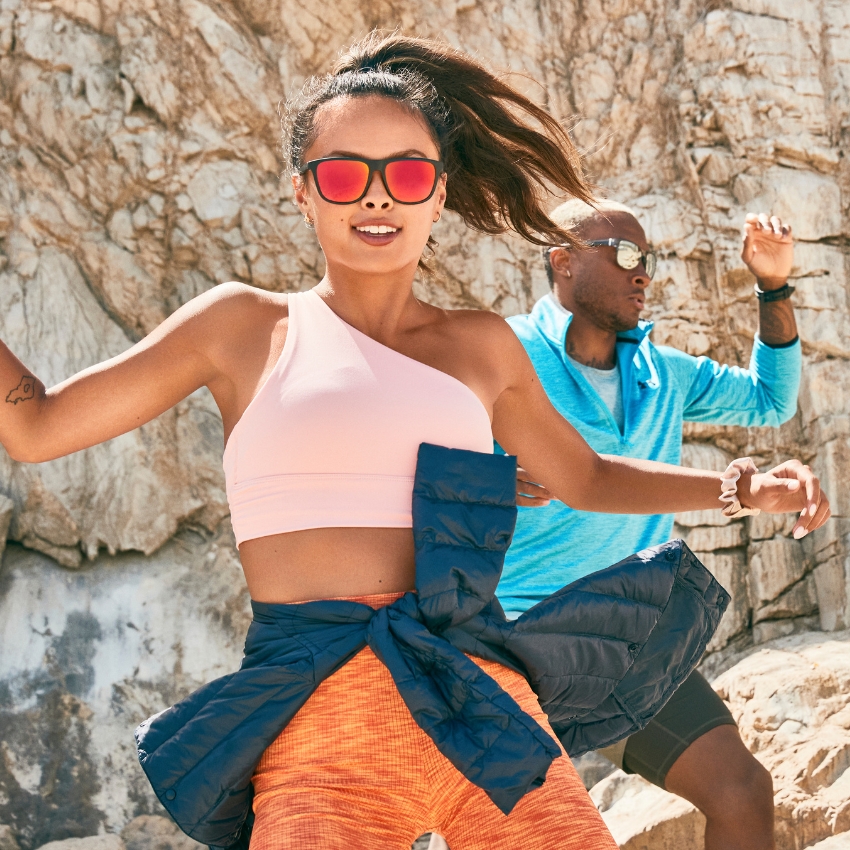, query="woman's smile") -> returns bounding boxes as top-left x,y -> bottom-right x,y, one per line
353,218 -> 402,246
